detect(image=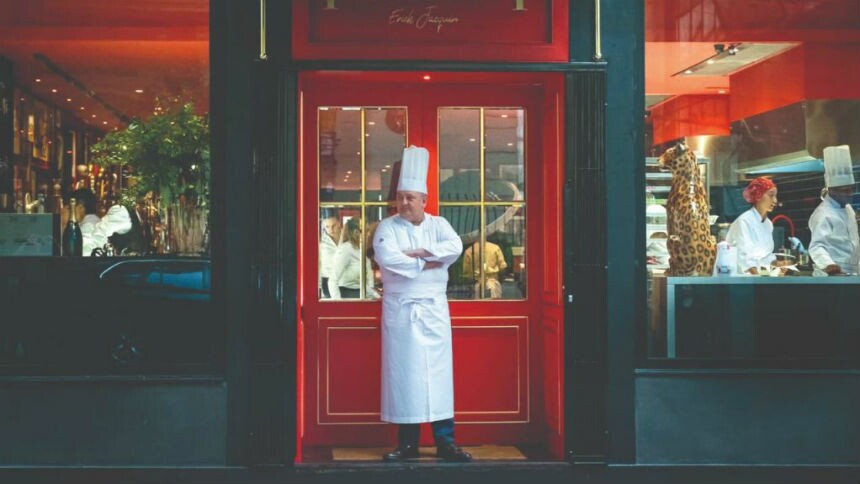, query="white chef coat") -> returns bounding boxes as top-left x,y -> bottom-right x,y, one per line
80,206 -> 132,257
725,207 -> 776,274
808,195 -> 860,276
373,213 -> 463,424
318,233 -> 338,291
